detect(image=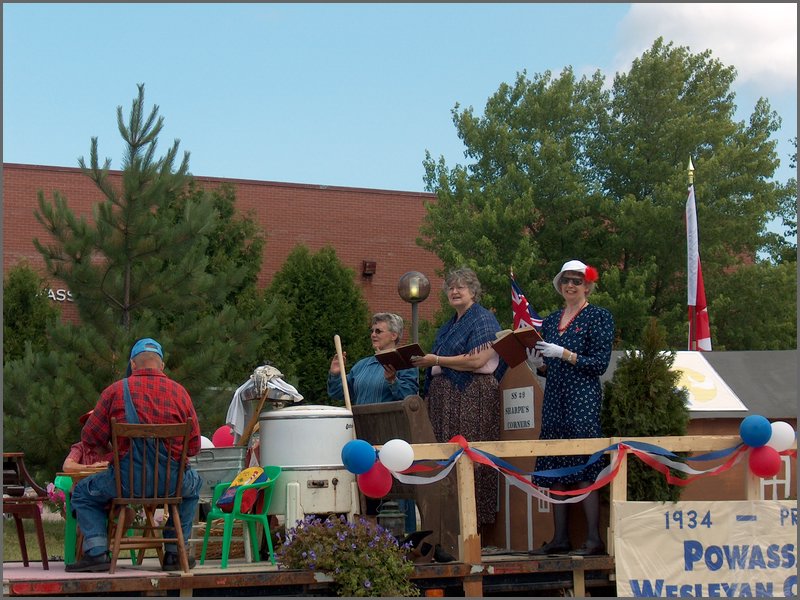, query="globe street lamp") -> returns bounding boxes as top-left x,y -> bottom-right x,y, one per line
397,271 -> 430,344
